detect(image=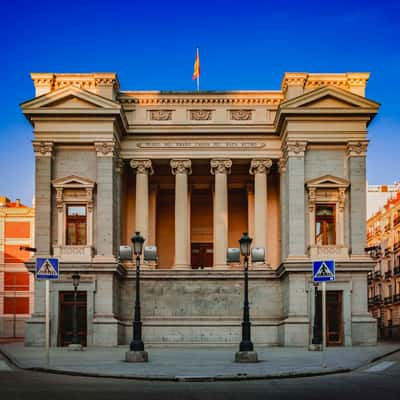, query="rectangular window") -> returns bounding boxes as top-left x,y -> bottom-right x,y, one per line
3,297 -> 30,314
4,272 -> 30,291
315,204 -> 336,245
66,205 -> 87,245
